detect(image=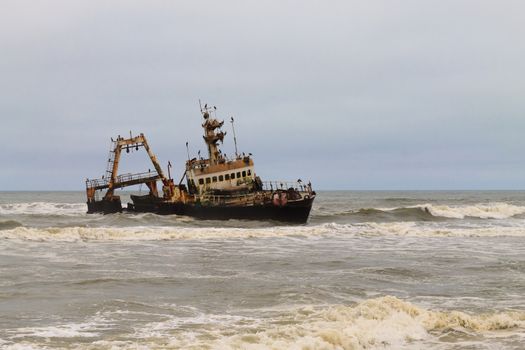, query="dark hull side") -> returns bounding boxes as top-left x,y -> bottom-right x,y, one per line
88,196 -> 315,223
87,199 -> 122,214
88,196 -> 314,223
154,198 -> 314,223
